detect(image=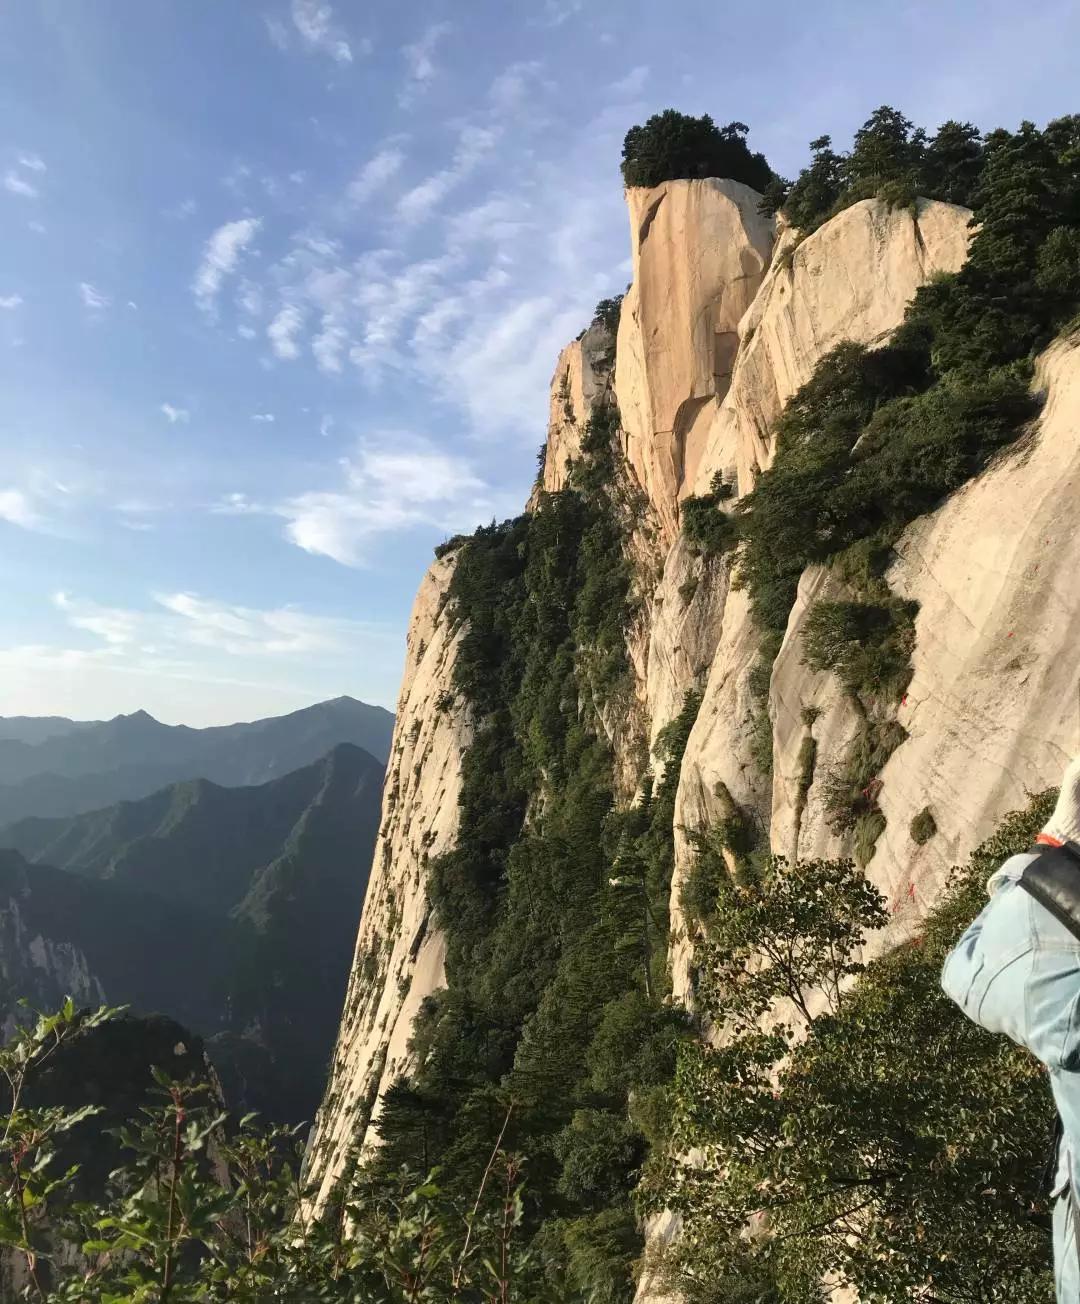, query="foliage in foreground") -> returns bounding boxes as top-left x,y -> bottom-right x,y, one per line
650,792 -> 1057,1303
0,1002 -> 558,1301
